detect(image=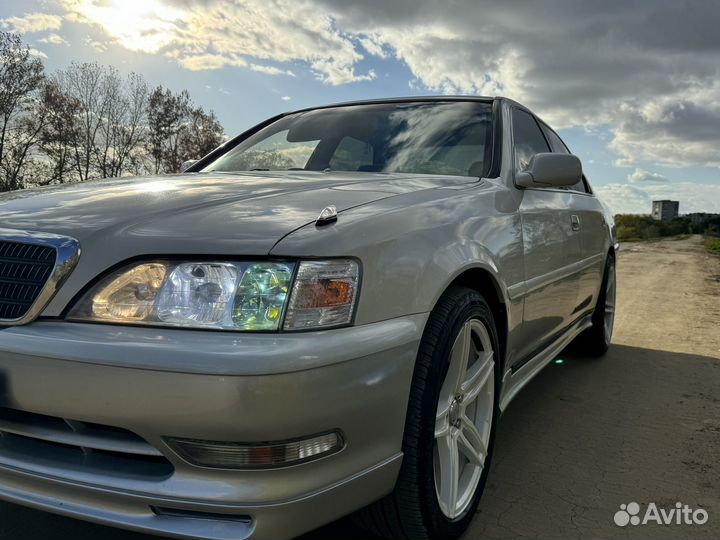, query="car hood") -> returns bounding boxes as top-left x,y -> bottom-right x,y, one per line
0,171 -> 474,256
